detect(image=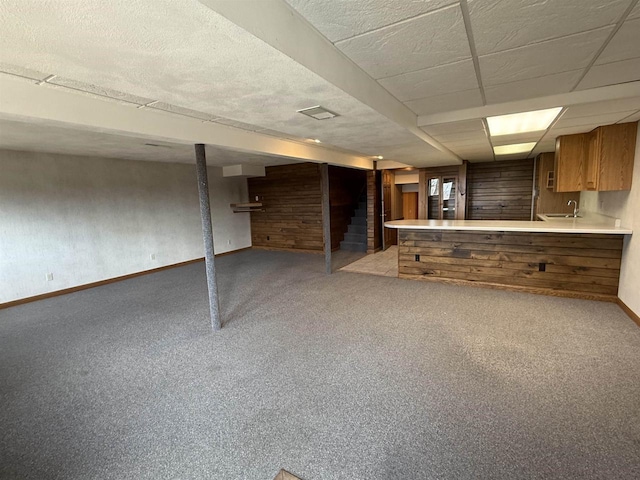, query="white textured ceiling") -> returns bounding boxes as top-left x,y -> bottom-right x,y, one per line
0,0 -> 450,166
0,0 -> 639,166
0,118 -> 297,166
